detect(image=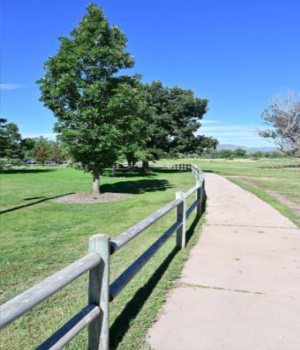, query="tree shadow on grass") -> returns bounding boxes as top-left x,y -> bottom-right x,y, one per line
101,179 -> 174,195
1,168 -> 55,174
103,169 -> 158,178
201,170 -> 216,174
0,193 -> 75,214
102,167 -> 191,178
109,215 -> 201,349
150,168 -> 192,174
